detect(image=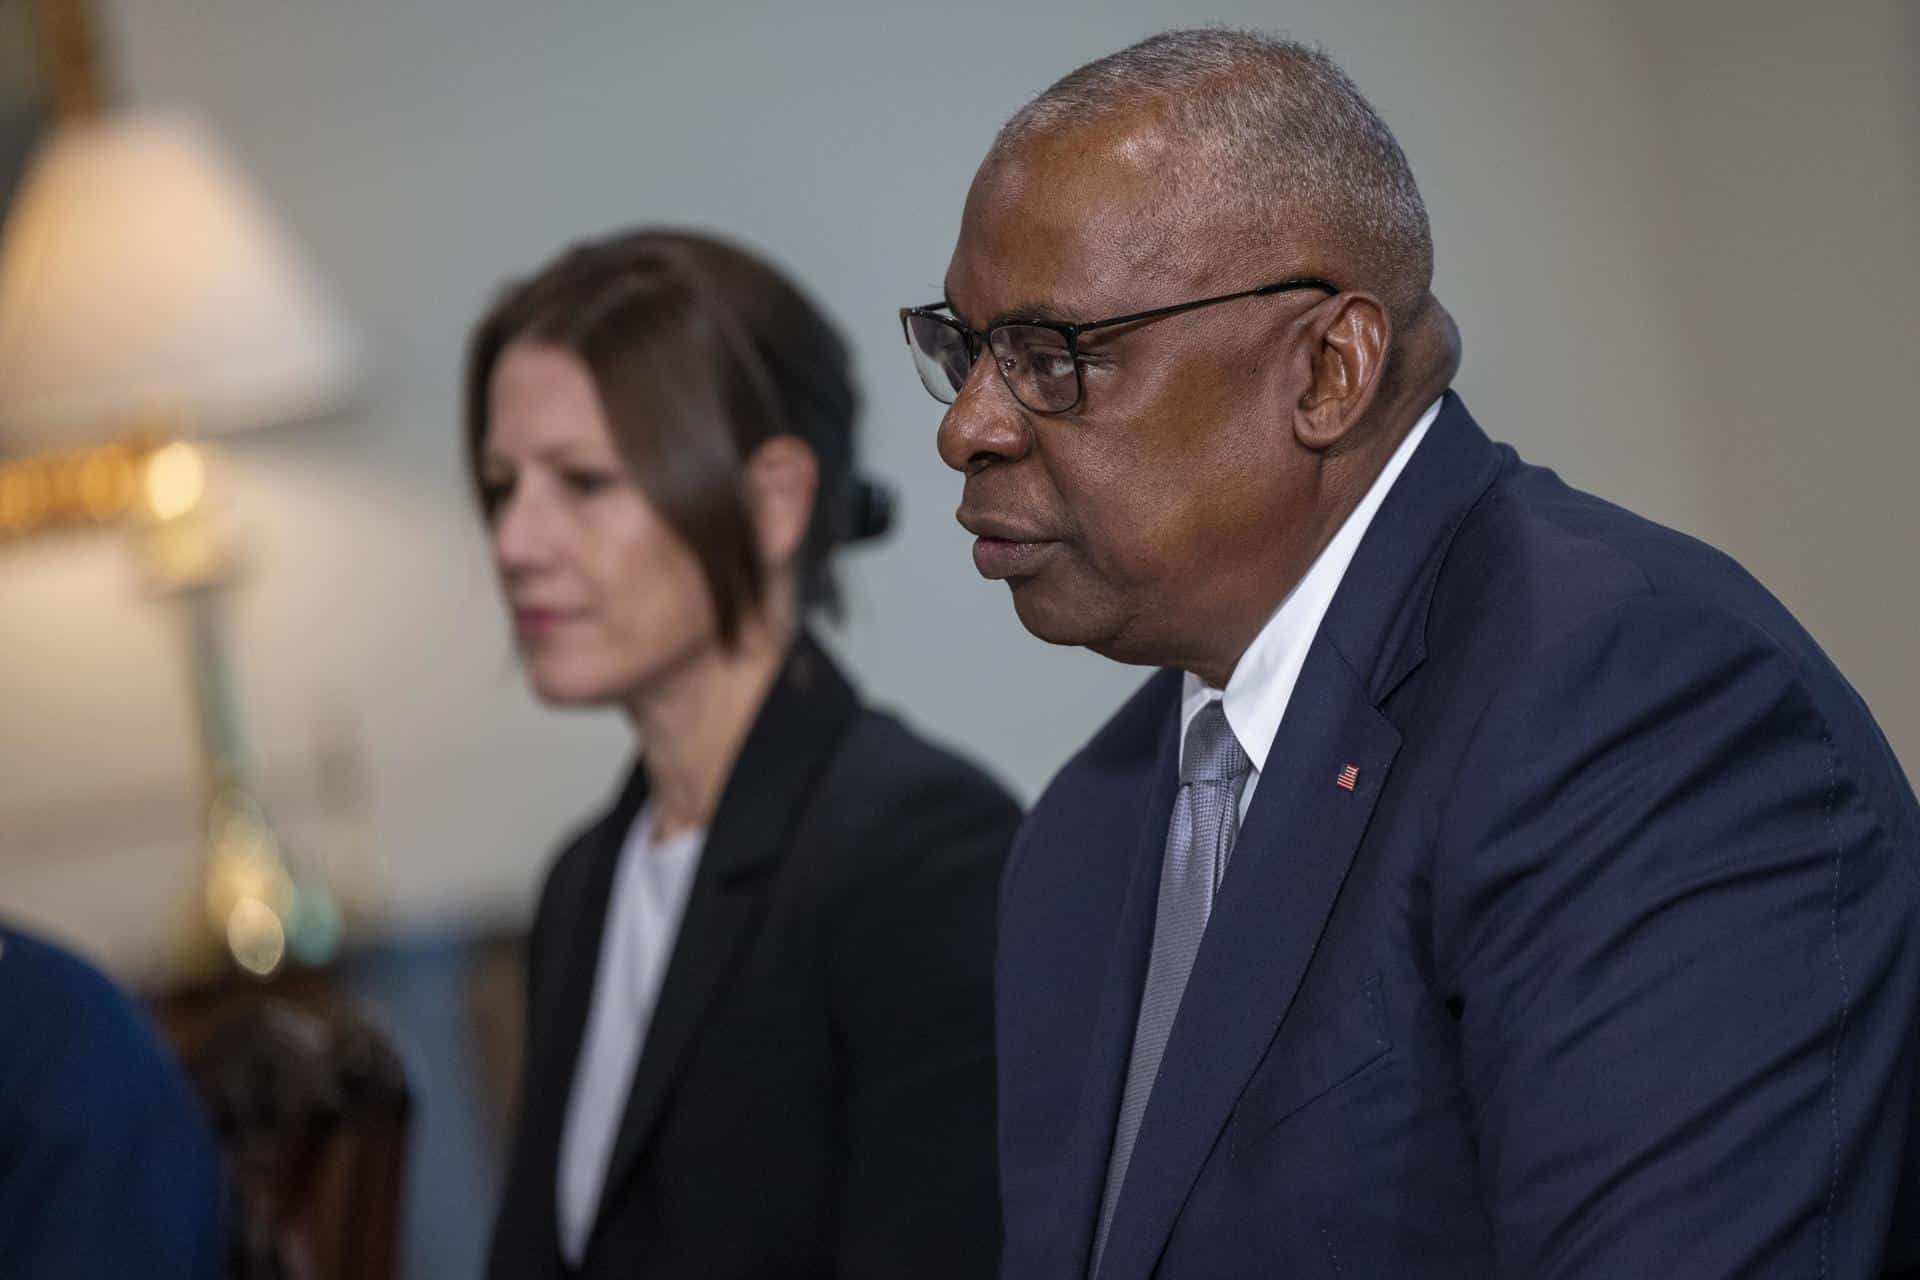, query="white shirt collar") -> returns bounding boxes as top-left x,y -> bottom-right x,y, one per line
1180,396 -> 1443,776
